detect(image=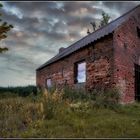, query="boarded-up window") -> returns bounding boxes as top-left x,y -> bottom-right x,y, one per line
74,61 -> 86,83
46,78 -> 52,88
